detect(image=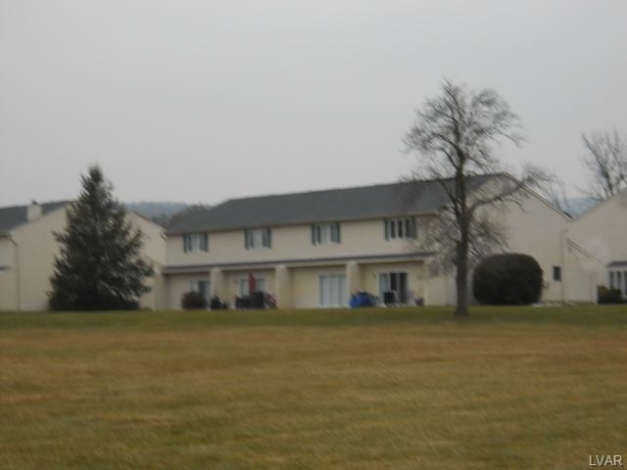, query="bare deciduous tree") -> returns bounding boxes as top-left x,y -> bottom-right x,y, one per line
581,129 -> 627,201
534,173 -> 573,216
404,80 -> 549,316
